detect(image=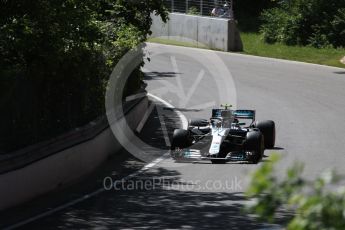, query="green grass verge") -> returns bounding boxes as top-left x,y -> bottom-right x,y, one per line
241,33 -> 345,68
148,34 -> 345,69
148,37 -> 209,49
